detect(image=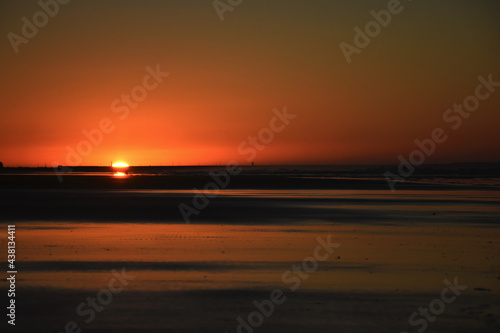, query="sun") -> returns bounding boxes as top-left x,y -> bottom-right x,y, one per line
112,162 -> 129,168
112,162 -> 129,177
